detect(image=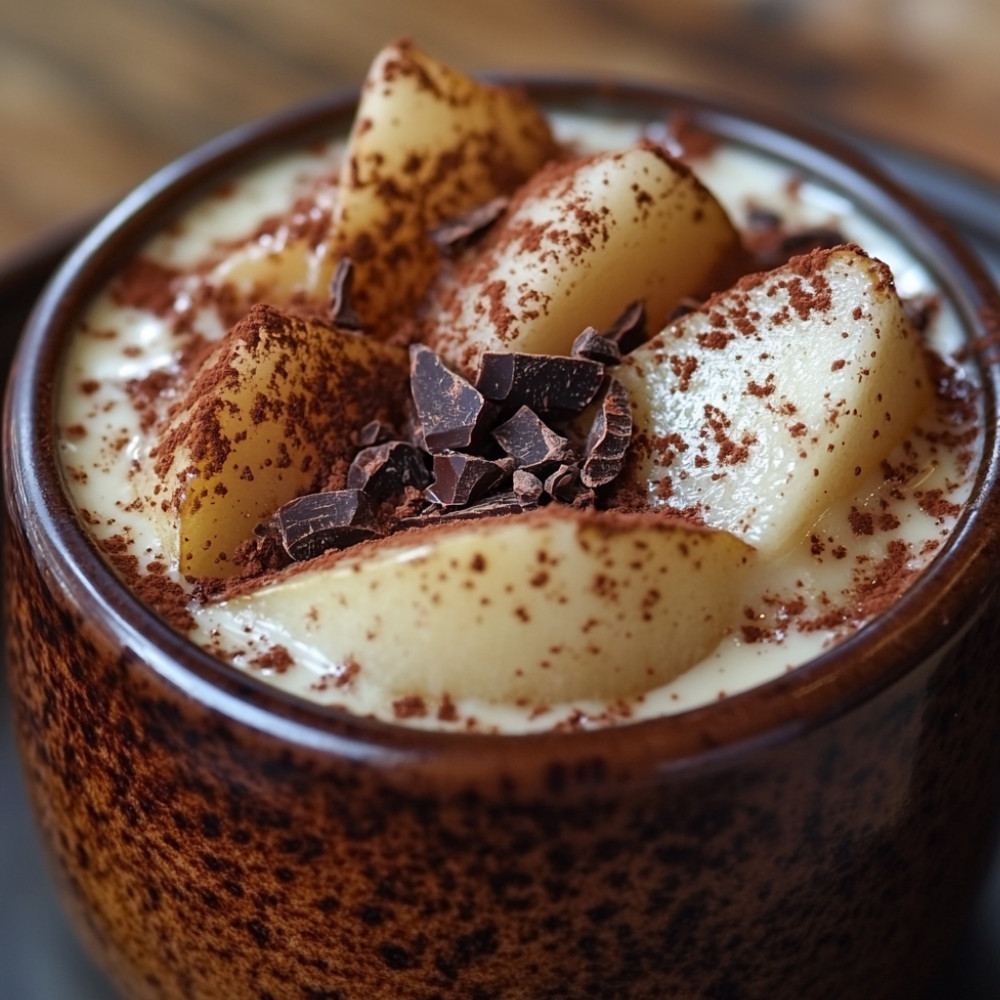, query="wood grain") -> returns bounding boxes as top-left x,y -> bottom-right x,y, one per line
2,0 -> 999,261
